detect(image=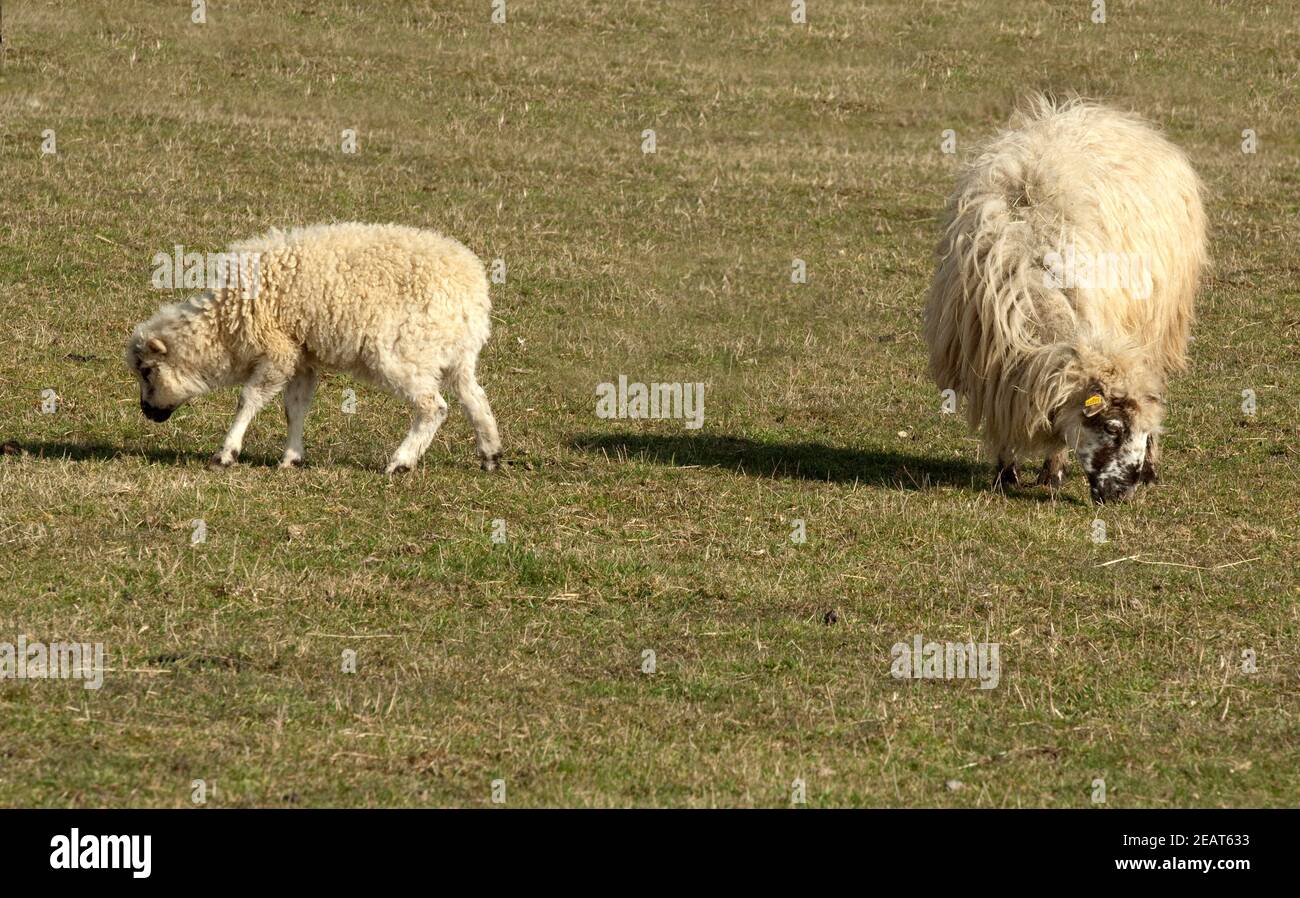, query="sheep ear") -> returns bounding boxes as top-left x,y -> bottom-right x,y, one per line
1082,382 -> 1106,417
147,337 -> 168,355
